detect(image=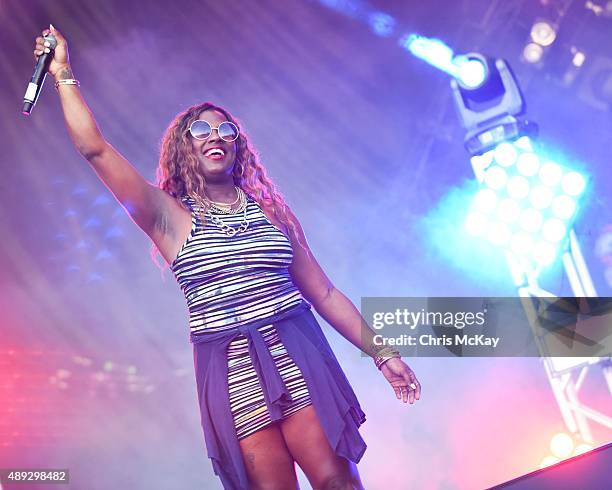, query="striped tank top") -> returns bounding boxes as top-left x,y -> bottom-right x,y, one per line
170,194 -> 309,336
